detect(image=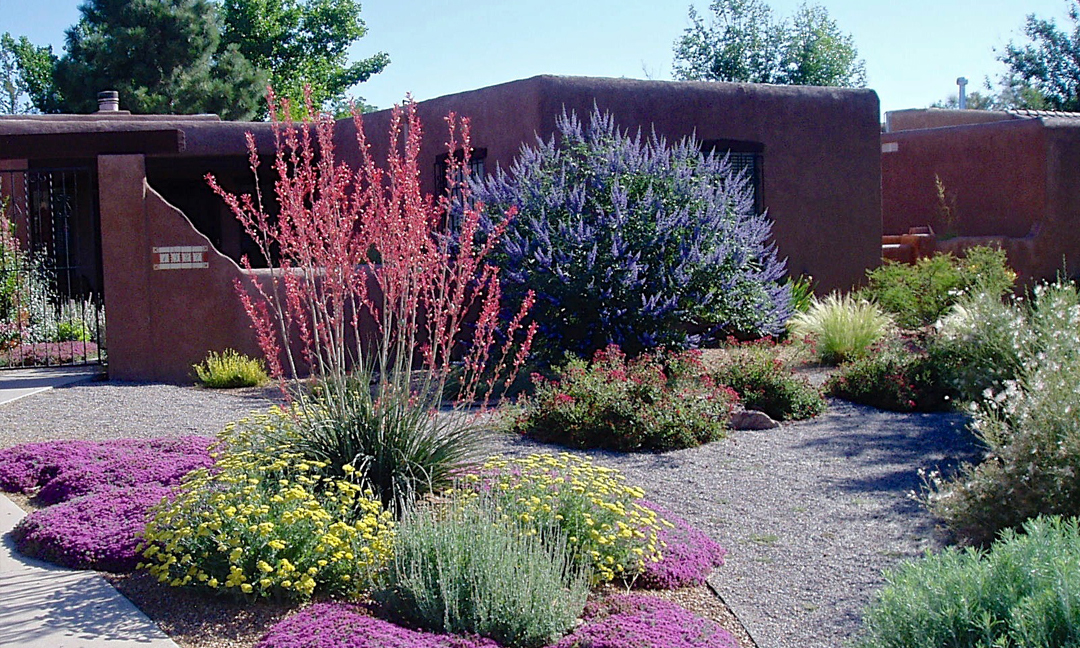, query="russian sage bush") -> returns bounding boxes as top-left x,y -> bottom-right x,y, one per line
472,107 -> 791,362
